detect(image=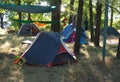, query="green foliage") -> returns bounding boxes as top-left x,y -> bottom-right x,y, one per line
1,0 -> 120,31
8,11 -> 19,30
43,24 -> 51,31
83,0 -> 89,18
113,19 -> 120,29
0,9 -> 5,13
